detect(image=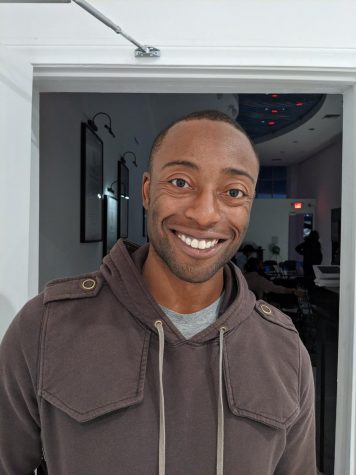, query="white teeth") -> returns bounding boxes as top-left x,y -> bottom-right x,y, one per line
177,233 -> 219,250
191,239 -> 199,249
198,241 -> 206,250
